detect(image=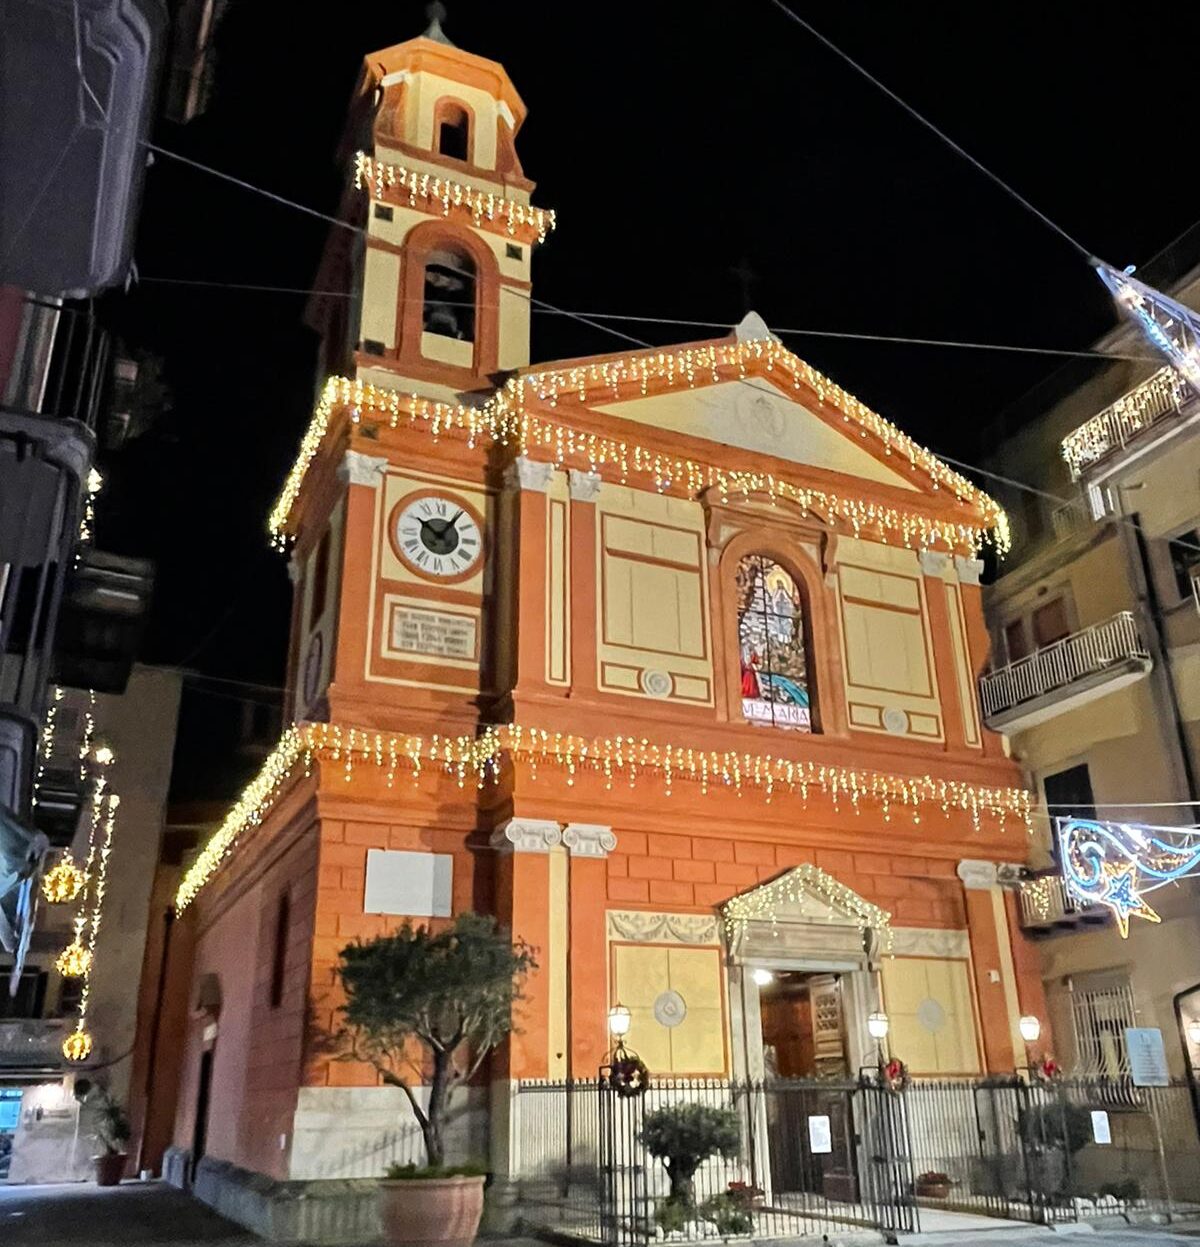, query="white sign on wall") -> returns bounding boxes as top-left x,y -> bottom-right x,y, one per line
364,849 -> 453,918
807,1115 -> 832,1155
1125,1027 -> 1169,1087
1090,1110 -> 1112,1145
